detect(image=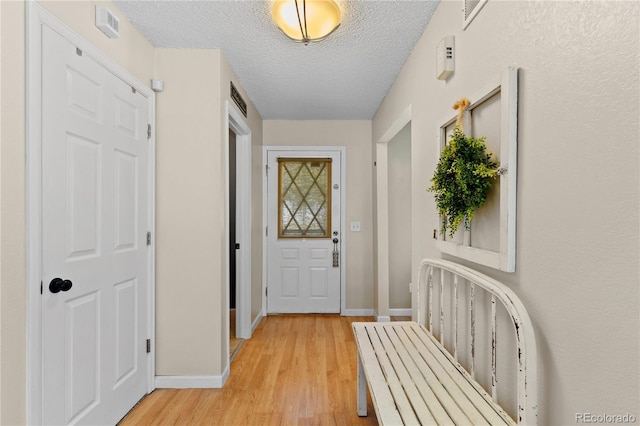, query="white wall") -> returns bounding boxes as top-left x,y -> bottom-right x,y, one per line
263,120 -> 373,311
373,1 -> 639,423
387,123 -> 411,310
